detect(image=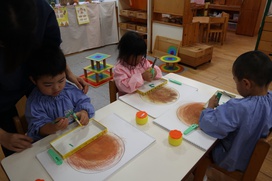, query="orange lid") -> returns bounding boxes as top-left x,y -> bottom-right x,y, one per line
169,130 -> 182,139
136,111 -> 147,118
